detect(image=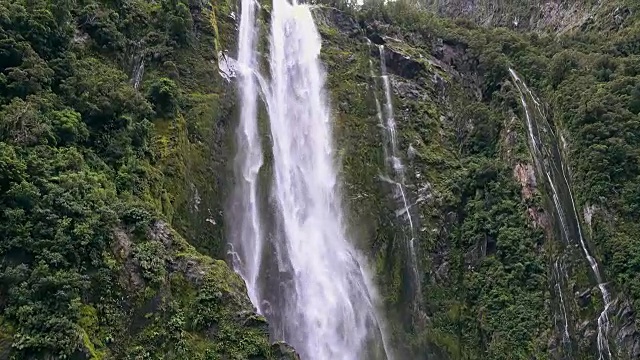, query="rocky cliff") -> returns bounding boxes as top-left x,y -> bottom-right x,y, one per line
314,1 -> 640,358
421,0 -> 598,31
